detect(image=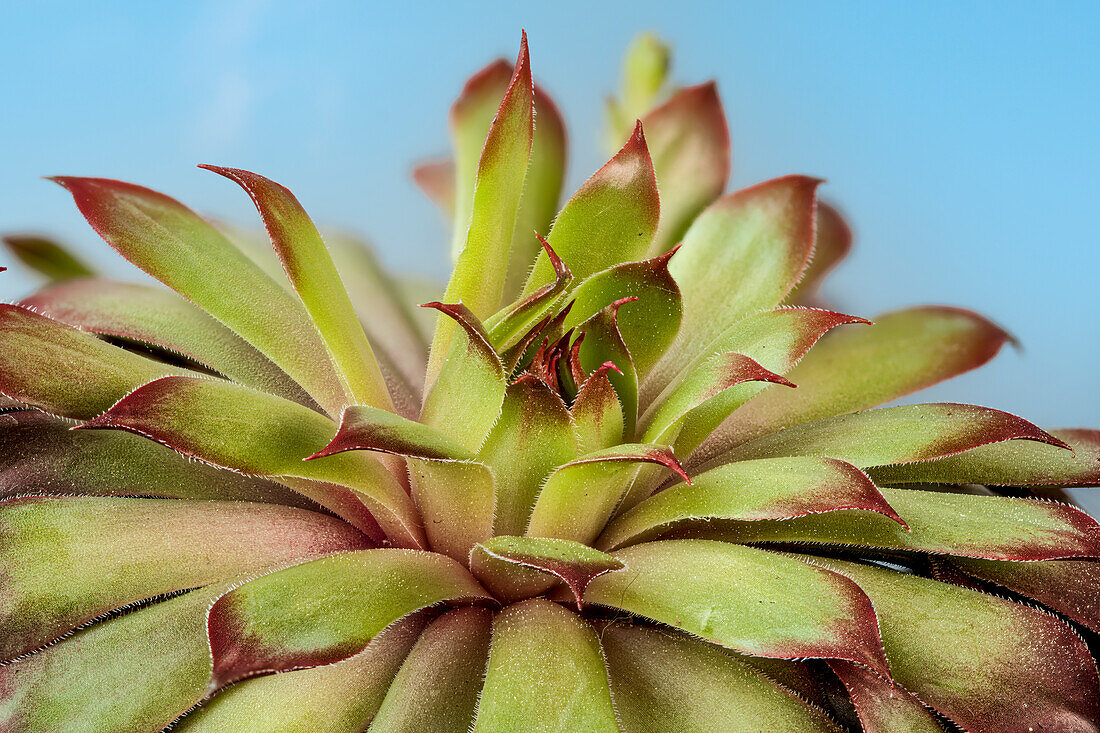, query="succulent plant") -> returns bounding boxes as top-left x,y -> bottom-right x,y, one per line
2,31 -> 1099,733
